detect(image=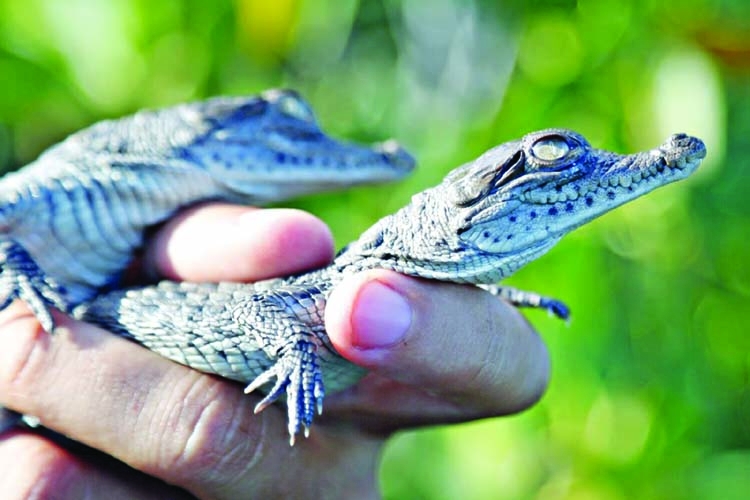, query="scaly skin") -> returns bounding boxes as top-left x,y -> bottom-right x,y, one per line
76,129 -> 706,443
0,90 -> 414,331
